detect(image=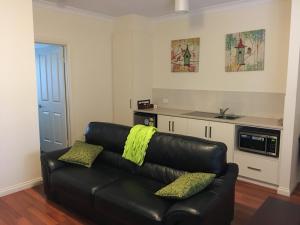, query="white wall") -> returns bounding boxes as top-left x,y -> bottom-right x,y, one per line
33,5 -> 114,142
279,0 -> 300,196
153,0 -> 290,93
0,0 -> 41,196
